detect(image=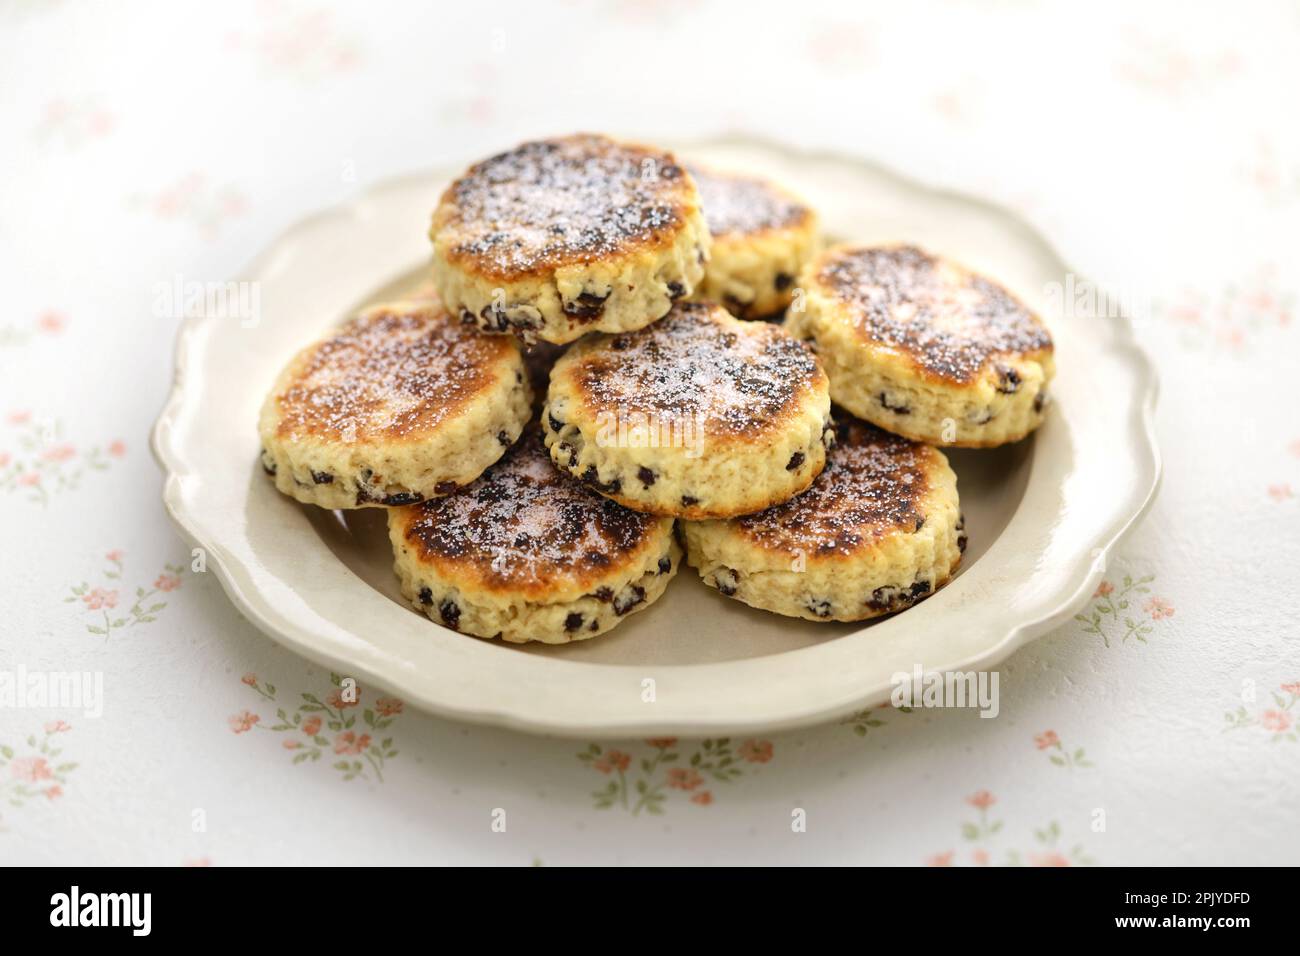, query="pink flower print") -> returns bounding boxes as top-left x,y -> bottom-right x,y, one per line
966,790 -> 996,810
0,453 -> 8,468
1093,581 -> 1113,597
44,720 -> 71,734
108,440 -> 126,458
1289,440 -> 1300,459
38,311 -> 66,334
1029,852 -> 1071,867
738,739 -> 774,763
82,588 -> 118,610
105,550 -> 124,562
10,756 -> 53,782
645,737 -> 677,749
1261,710 -> 1292,733
18,472 -> 41,486
972,849 -> 990,866
154,573 -> 182,592
228,710 -> 260,733
327,688 -> 359,710
593,749 -> 631,774
44,785 -> 63,800
1267,483 -> 1294,502
333,731 -> 370,755
927,851 -> 954,867
666,768 -> 704,791
301,716 -> 322,737
240,673 -> 257,686
282,739 -> 302,750
41,443 -> 75,462
690,791 -> 713,806
1281,682 -> 1300,695
374,697 -> 403,717
1144,597 -> 1175,620
1035,730 -> 1059,750
7,410 -> 31,425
